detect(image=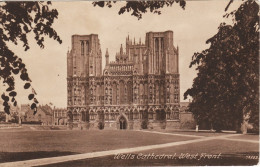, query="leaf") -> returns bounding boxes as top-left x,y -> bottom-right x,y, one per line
1,94 -> 9,102
3,101 -> 8,106
34,98 -> 39,104
28,94 -> 34,100
12,68 -> 19,74
31,103 -> 36,110
9,91 -> 17,97
4,106 -> 10,115
6,87 -> 13,91
33,108 -> 37,115
20,73 -> 29,81
24,83 -> 31,89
